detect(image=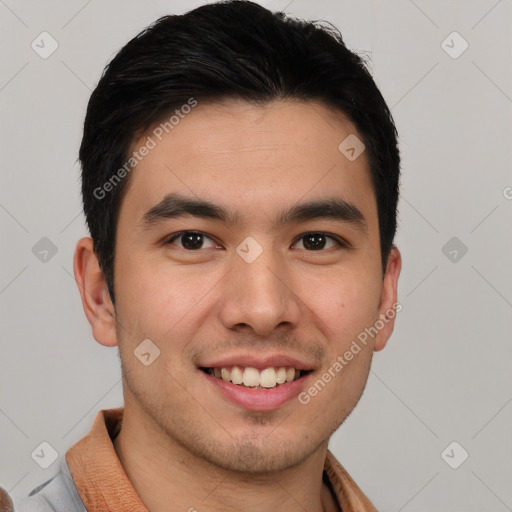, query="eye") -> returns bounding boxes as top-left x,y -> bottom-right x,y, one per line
292,232 -> 345,251
164,231 -> 347,252
165,231 -> 220,251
